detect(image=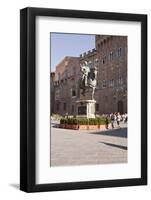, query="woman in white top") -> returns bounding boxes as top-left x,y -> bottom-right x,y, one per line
116,112 -> 121,128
